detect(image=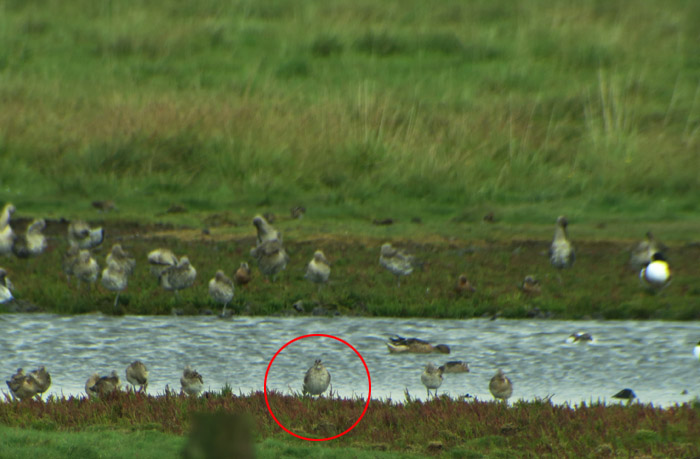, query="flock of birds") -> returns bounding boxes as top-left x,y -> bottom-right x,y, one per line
0,202 -> 681,404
